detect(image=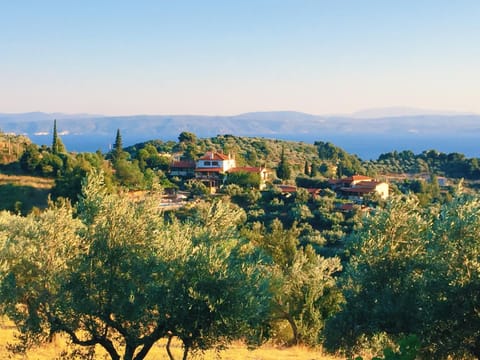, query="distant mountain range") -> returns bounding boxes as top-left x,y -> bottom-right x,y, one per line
1,109 -> 479,159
